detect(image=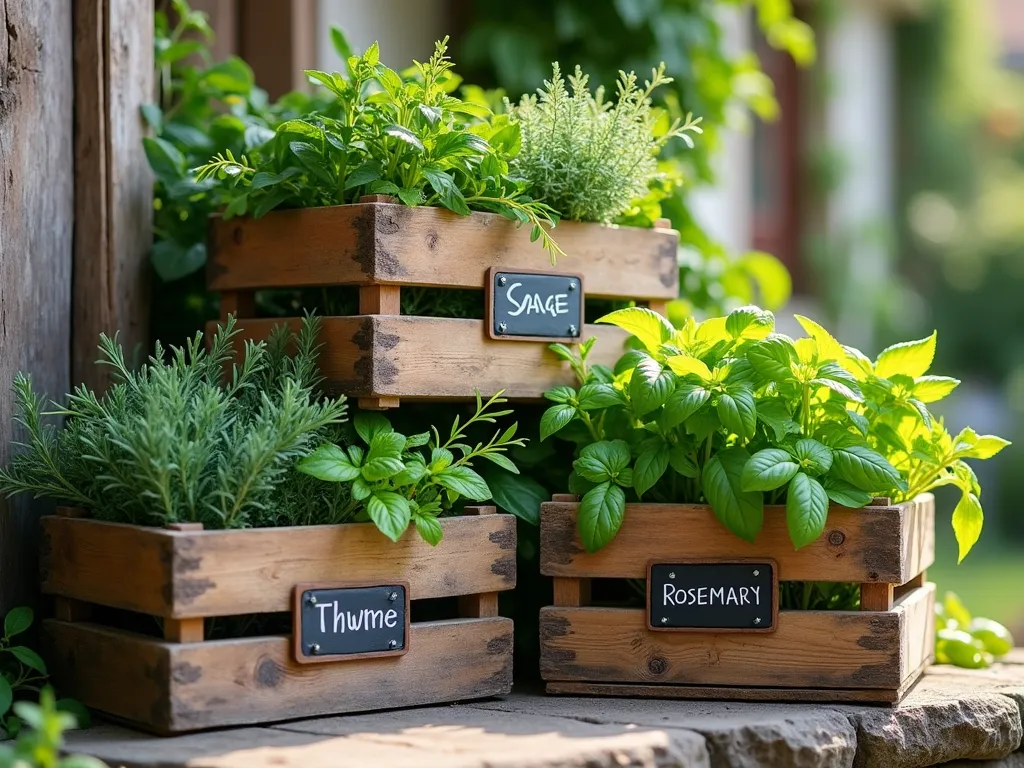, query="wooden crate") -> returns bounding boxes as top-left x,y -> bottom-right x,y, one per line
40,506 -> 515,734
539,494 -> 936,705
207,200 -> 680,409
